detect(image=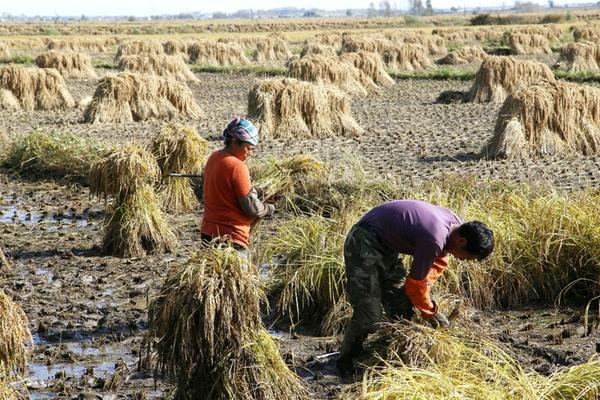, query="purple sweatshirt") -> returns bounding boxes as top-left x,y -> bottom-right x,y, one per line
359,200 -> 462,280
